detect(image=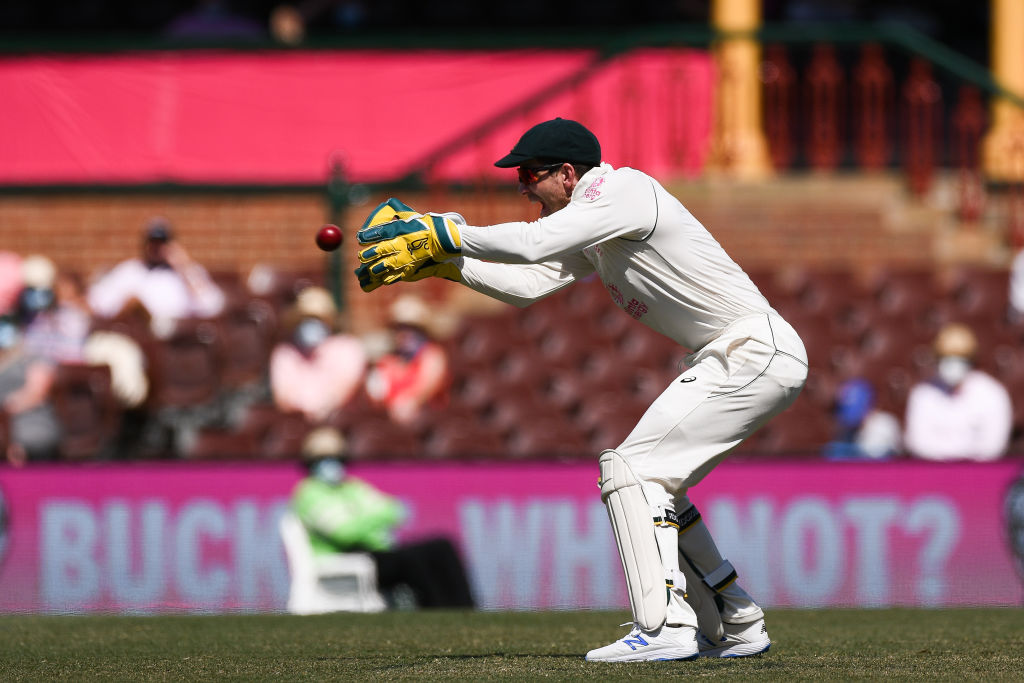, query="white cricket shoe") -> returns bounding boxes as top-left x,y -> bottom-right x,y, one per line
697,618 -> 771,658
585,623 -> 699,662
